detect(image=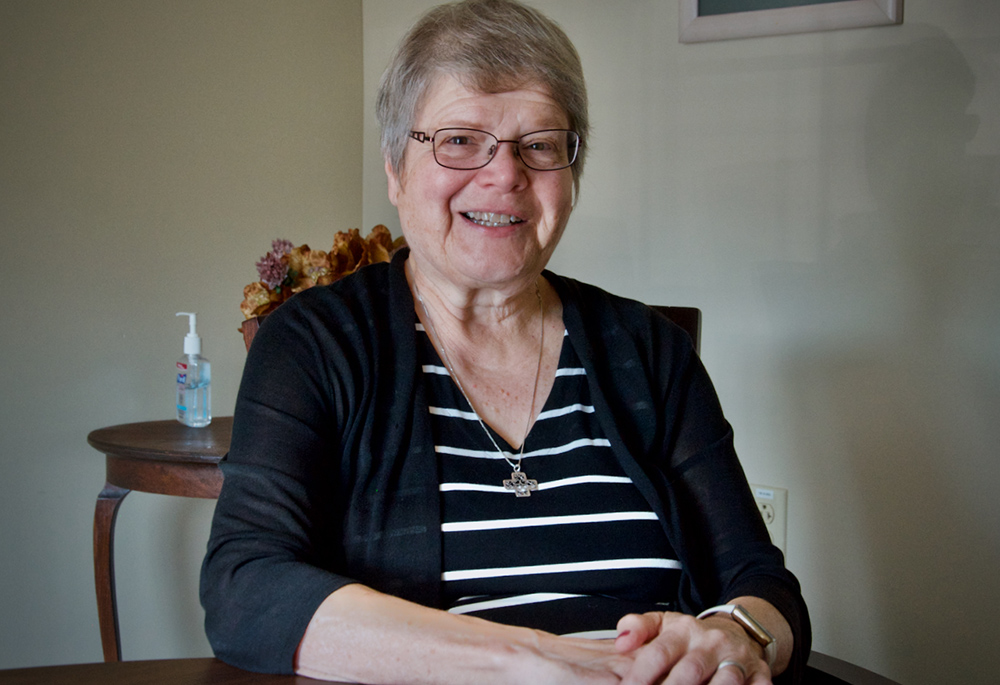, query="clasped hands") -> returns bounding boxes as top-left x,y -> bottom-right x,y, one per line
539,610 -> 771,685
